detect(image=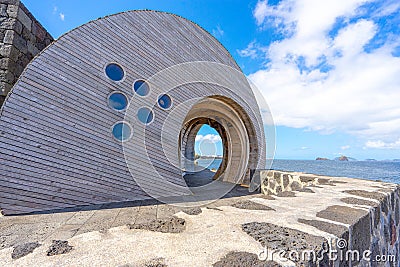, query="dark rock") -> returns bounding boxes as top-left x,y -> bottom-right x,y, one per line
212,251 -> 281,267
317,178 -> 335,186
316,157 -> 329,160
343,190 -> 386,202
275,185 -> 282,194
46,240 -> 73,256
300,176 -> 316,183
206,206 -> 223,211
277,191 -> 295,197
291,181 -> 302,191
282,174 -> 290,188
259,194 -> 275,200
340,197 -> 378,207
231,200 -> 275,211
128,217 -> 185,233
241,222 -> 327,266
144,257 -> 167,267
11,242 -> 41,259
299,188 -> 315,193
298,219 -> 349,239
182,207 -> 202,215
316,205 -> 369,225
